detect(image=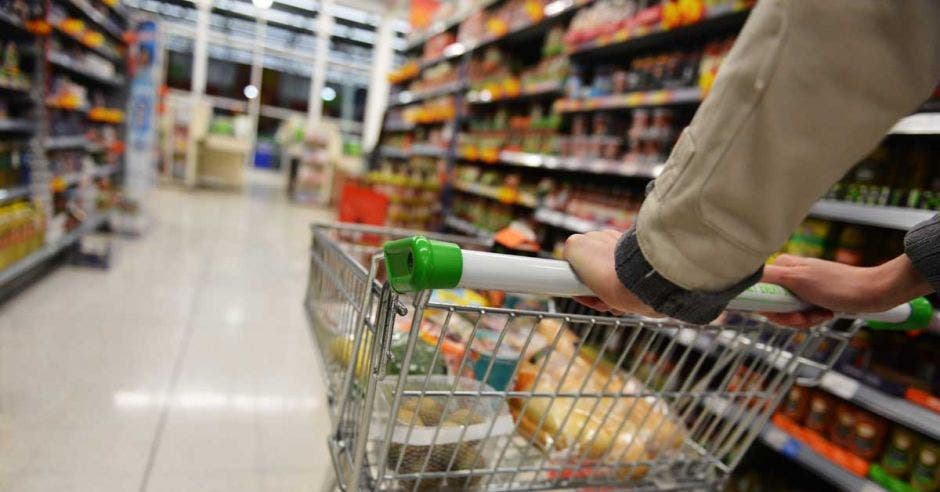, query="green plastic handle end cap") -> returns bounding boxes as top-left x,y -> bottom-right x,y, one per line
383,236 -> 463,293
869,297 -> 934,331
